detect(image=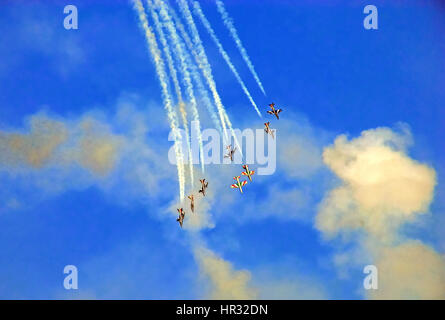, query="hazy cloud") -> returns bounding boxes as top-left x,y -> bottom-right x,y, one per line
316,125 -> 436,240
194,247 -> 258,299
368,241 -> 445,299
316,125 -> 443,299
